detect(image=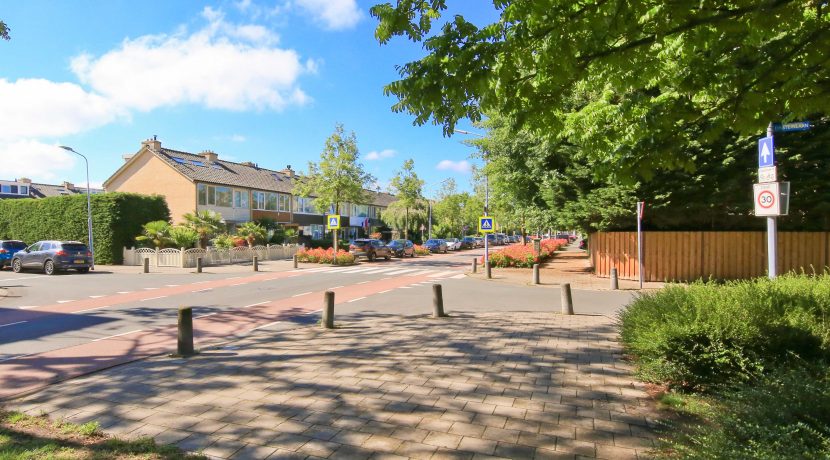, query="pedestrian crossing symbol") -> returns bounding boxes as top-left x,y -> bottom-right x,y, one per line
327,214 -> 340,230
479,216 -> 494,233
